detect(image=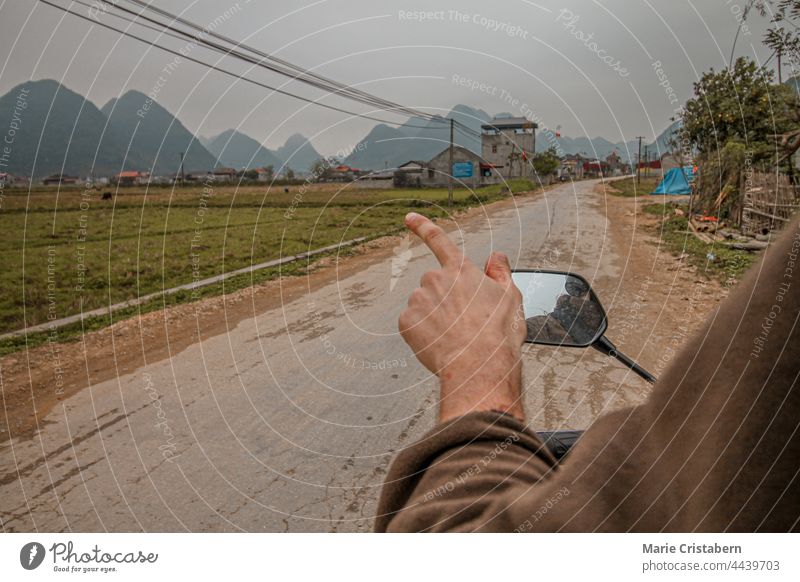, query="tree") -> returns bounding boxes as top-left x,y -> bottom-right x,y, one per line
756,1 -> 800,68
285,168 -> 295,180
681,57 -> 800,218
681,57 -> 799,164
310,156 -> 341,181
532,147 -> 561,177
